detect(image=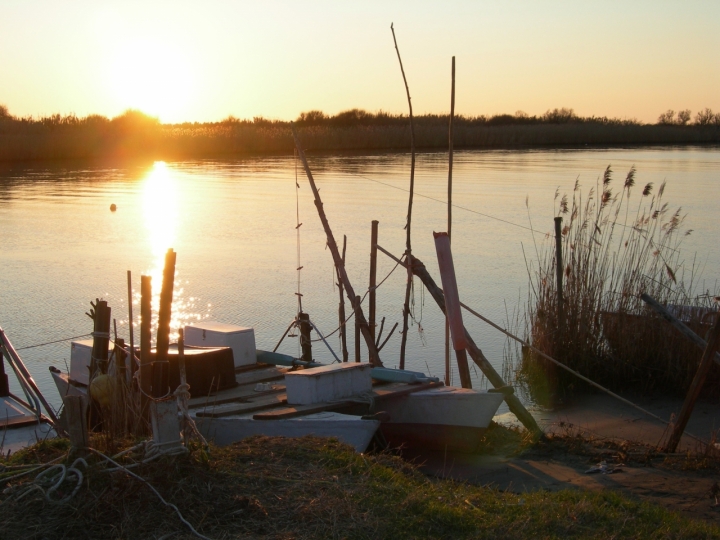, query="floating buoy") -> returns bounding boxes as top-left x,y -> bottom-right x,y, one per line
110,204 -> 117,212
